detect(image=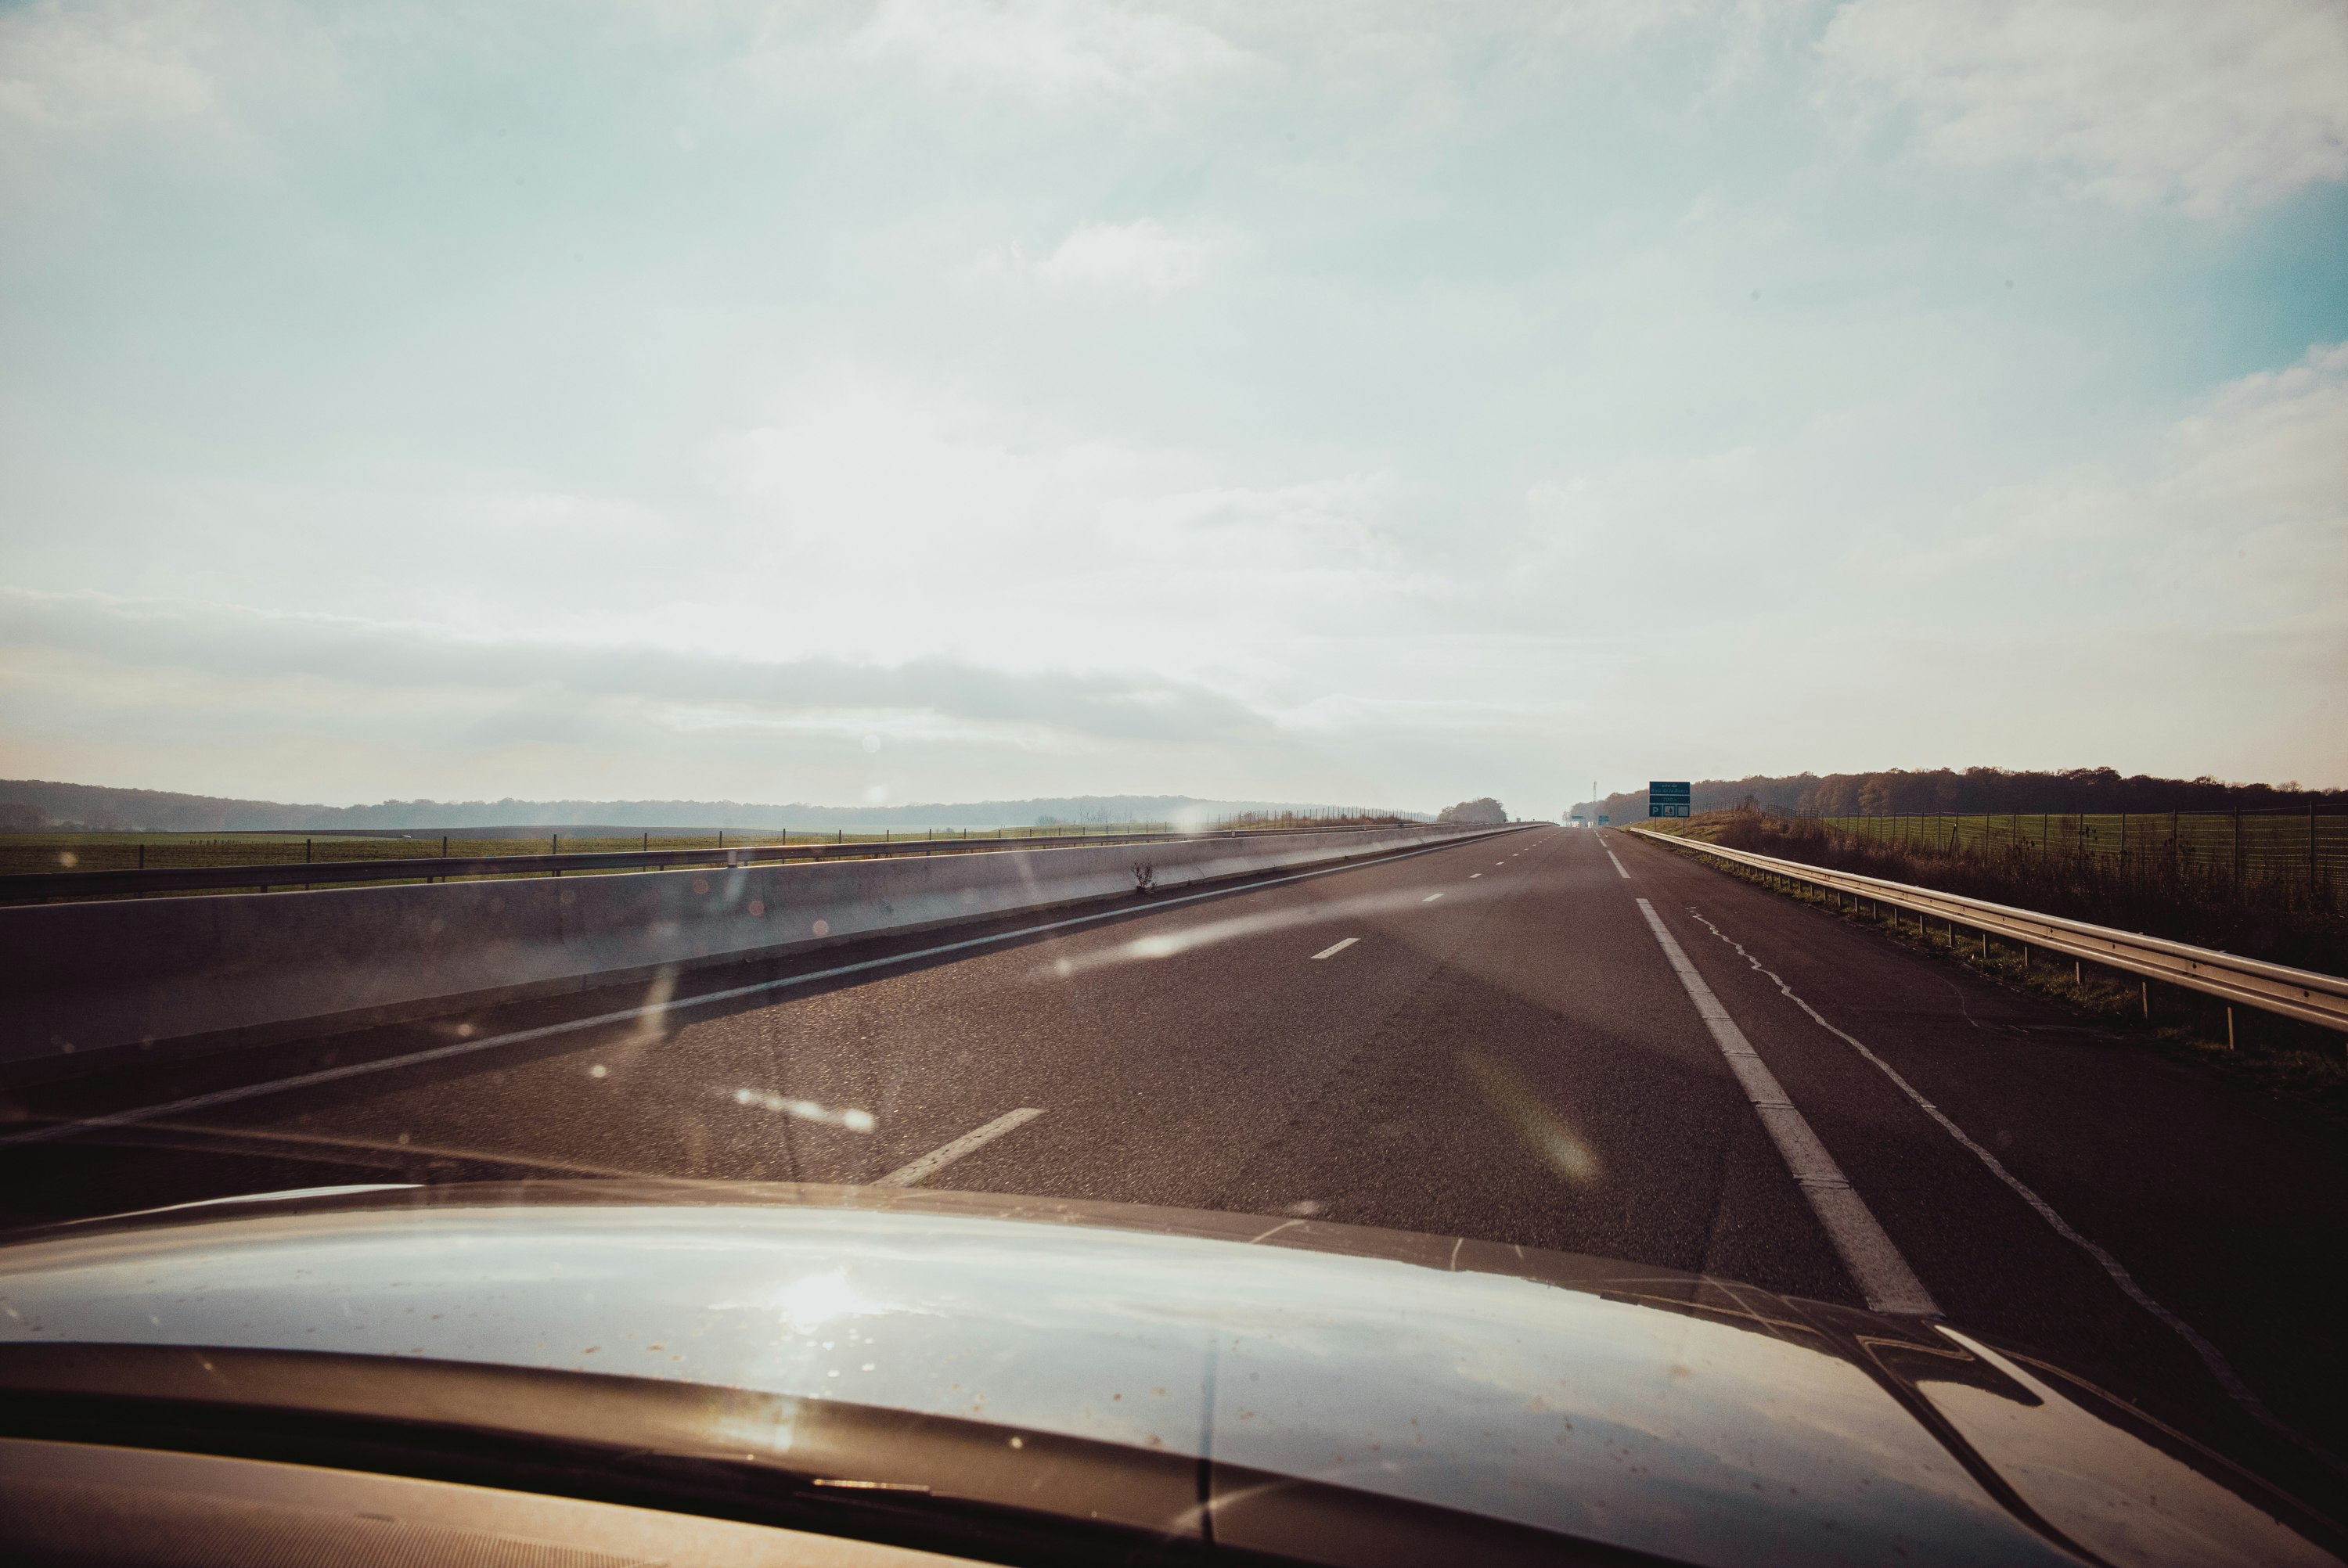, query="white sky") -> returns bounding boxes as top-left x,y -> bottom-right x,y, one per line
2,0 -> 2344,814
